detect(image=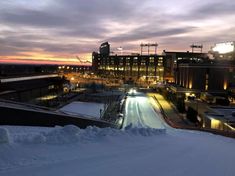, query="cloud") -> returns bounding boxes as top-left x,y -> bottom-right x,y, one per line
0,9 -> 70,28
195,1 -> 235,17
171,0 -> 235,21
0,0 -> 235,64
107,26 -> 197,43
